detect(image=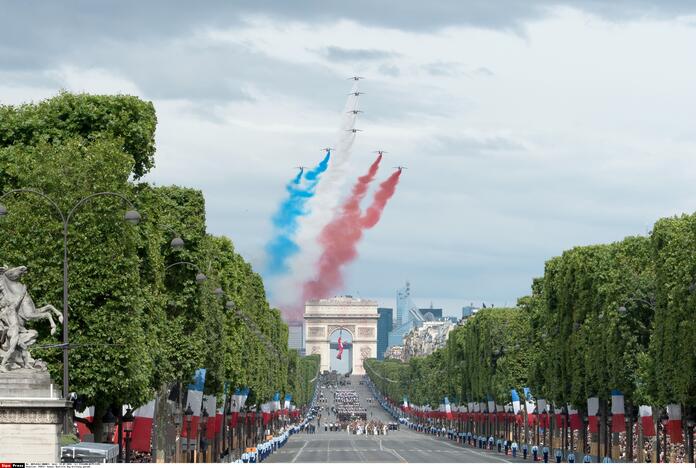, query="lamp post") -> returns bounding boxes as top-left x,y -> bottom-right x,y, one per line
201,406 -> 209,463
0,189 -> 140,407
123,407 -> 135,463
184,404 -> 194,463
173,404 -> 182,463
102,406 -> 116,445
